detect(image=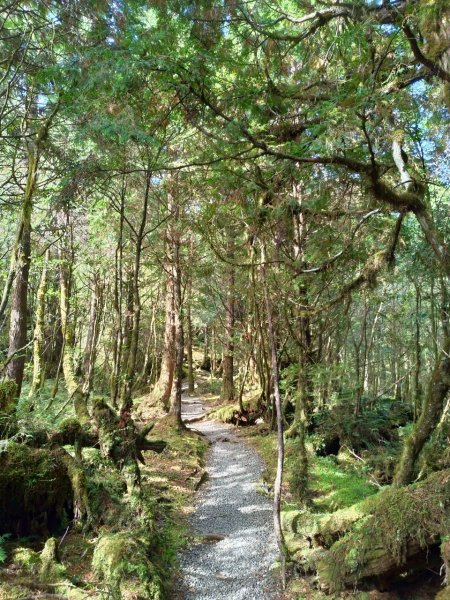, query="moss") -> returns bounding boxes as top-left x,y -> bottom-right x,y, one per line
58,417 -> 83,437
92,532 -> 163,600
13,547 -> 41,575
0,380 -> 18,438
12,538 -> 65,583
62,454 -> 92,526
207,403 -> 239,422
17,379 -> 76,429
84,450 -> 126,525
311,455 -> 377,512
0,380 -> 17,411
